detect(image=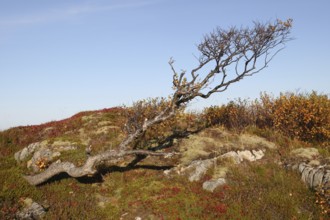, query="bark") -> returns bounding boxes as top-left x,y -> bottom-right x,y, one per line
24,149 -> 175,185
